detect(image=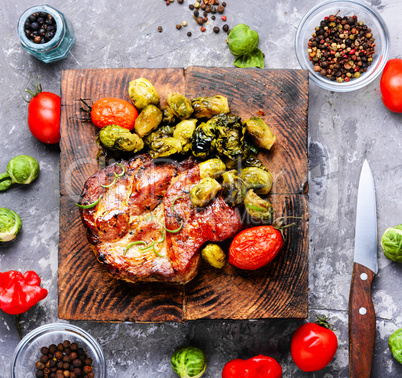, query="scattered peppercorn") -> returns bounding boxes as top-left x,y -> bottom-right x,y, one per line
211,15 -> 216,20
176,24 -> 182,29
178,0 -> 184,3
24,12 -> 57,44
196,17 -> 204,25
182,21 -> 188,26
189,4 -> 194,10
158,26 -> 163,32
187,31 -> 192,36
222,24 -> 229,32
222,1 -> 227,6
217,5 -> 224,13
201,26 -> 206,32
221,15 -> 227,21
213,26 -> 220,33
